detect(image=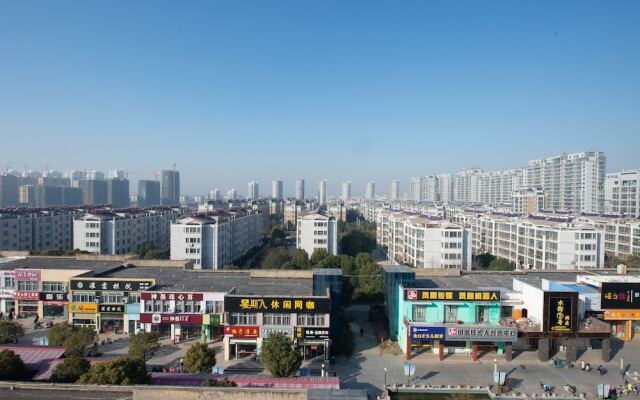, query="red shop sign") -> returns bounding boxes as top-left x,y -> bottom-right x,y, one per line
139,313 -> 203,325
14,291 -> 40,300
224,325 -> 259,338
140,292 -> 203,301
15,269 -> 41,281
